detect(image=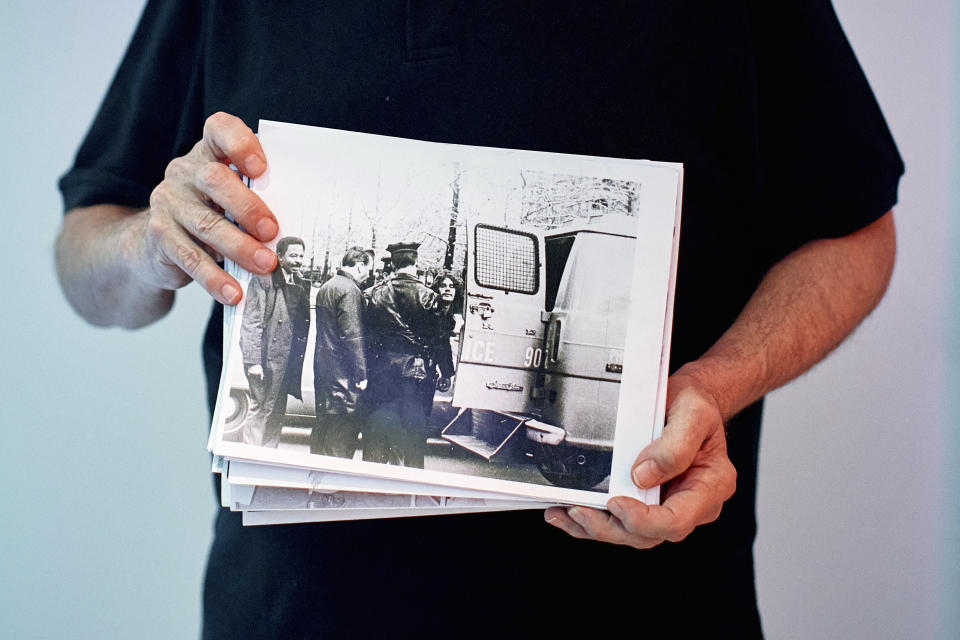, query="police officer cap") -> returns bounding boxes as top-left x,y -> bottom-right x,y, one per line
385,242 -> 420,255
